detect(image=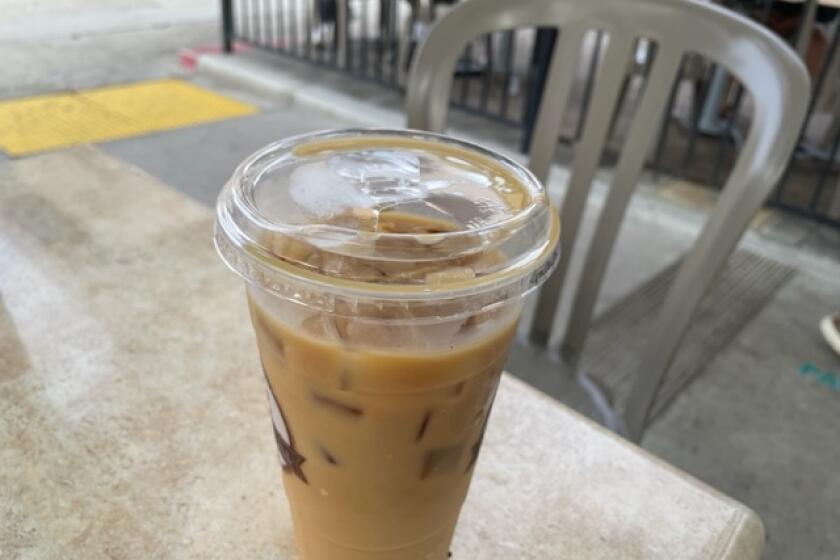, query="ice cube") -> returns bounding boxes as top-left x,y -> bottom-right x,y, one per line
270,234 -> 315,262
318,252 -> 388,282
413,317 -> 470,349
328,150 -> 425,203
289,162 -> 374,219
425,192 -> 507,229
301,313 -> 350,342
420,445 -> 464,479
344,320 -> 413,347
341,313 -> 467,350
425,266 -> 476,286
